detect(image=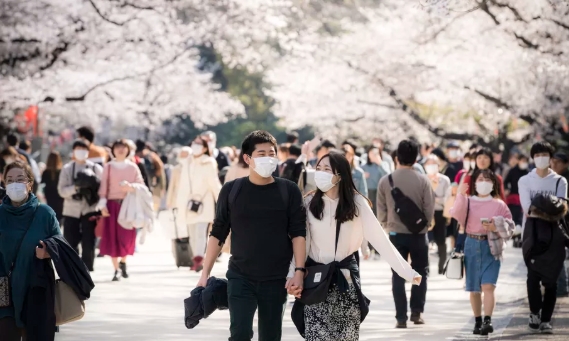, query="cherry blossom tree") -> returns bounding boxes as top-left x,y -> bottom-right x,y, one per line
268,0 -> 569,146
